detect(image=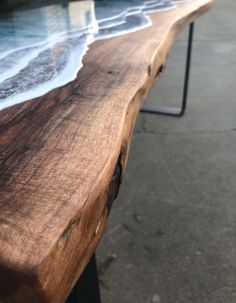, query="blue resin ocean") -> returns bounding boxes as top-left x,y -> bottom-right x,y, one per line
0,0 -> 189,111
